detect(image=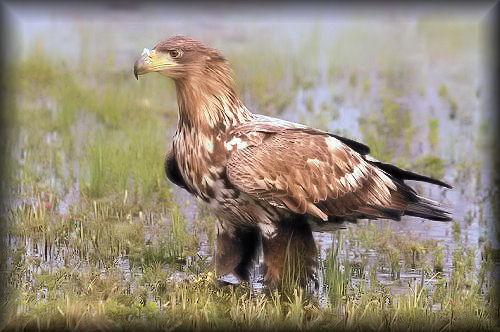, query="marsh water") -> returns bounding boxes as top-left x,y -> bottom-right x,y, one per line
5,4 -> 494,308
